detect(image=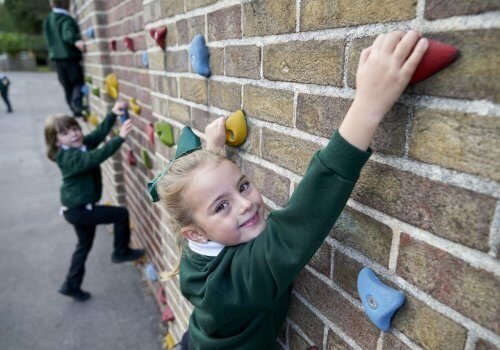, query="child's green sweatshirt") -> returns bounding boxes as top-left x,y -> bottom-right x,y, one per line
56,113 -> 123,208
44,11 -> 82,60
180,130 -> 372,349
